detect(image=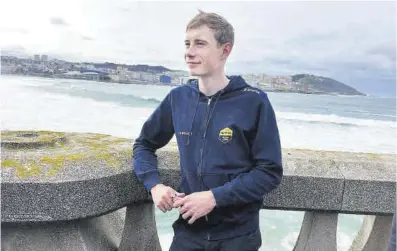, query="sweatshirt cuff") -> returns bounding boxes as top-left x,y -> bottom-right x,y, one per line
142,171 -> 160,192
211,185 -> 233,208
